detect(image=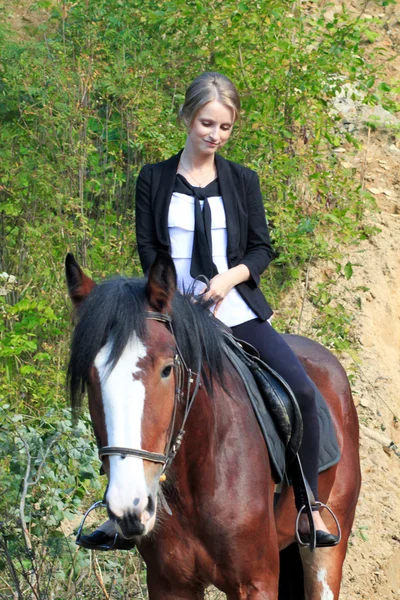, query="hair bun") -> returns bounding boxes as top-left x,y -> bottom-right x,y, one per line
177,72 -> 240,127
